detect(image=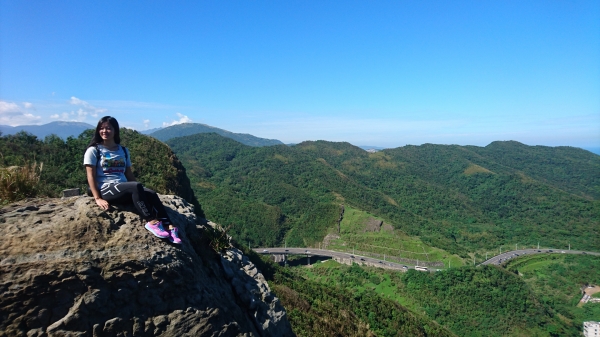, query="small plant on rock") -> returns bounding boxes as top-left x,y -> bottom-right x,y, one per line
0,162 -> 43,204
205,223 -> 233,253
